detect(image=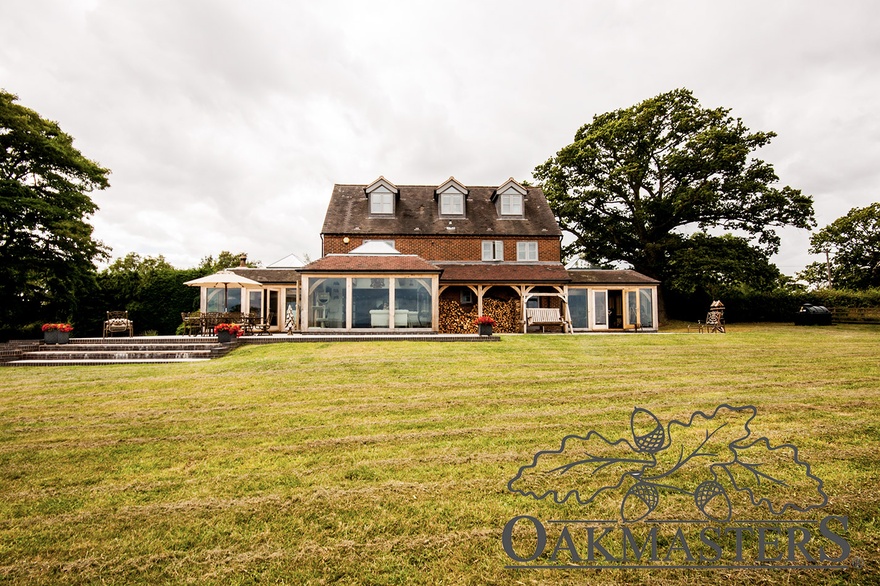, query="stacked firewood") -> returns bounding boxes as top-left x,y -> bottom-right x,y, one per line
438,298 -> 522,334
